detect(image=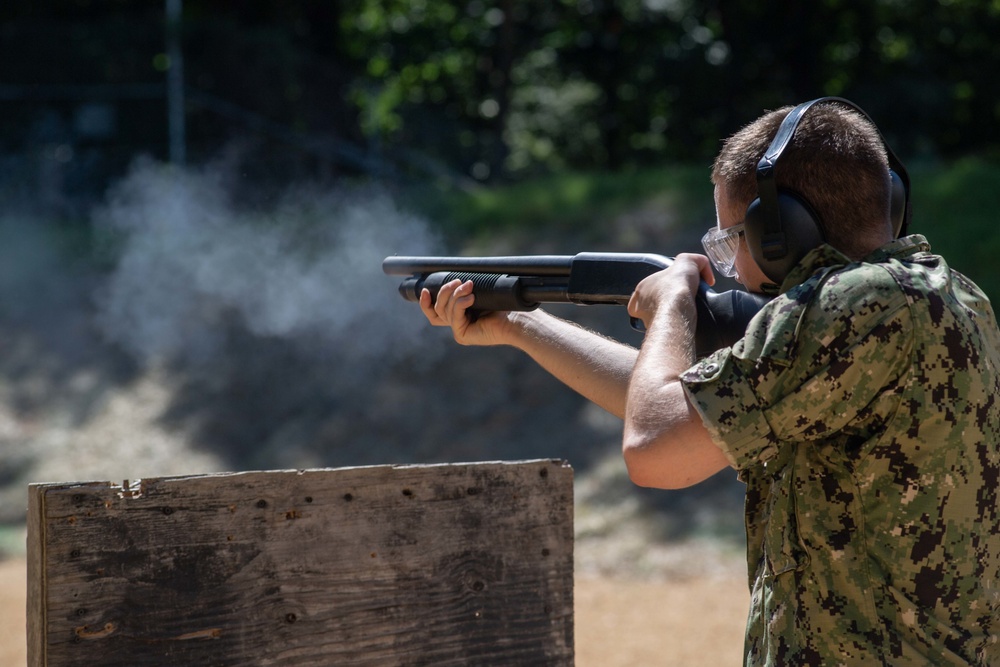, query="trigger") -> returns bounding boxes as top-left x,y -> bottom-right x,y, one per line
630,316 -> 646,333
